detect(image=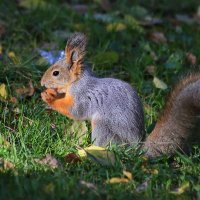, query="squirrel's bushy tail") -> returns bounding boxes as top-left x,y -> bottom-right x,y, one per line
143,73 -> 200,158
